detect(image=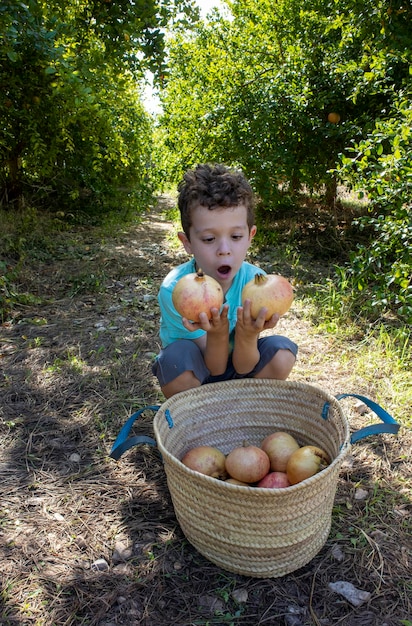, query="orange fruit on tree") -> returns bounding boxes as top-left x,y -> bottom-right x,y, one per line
327,112 -> 341,124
